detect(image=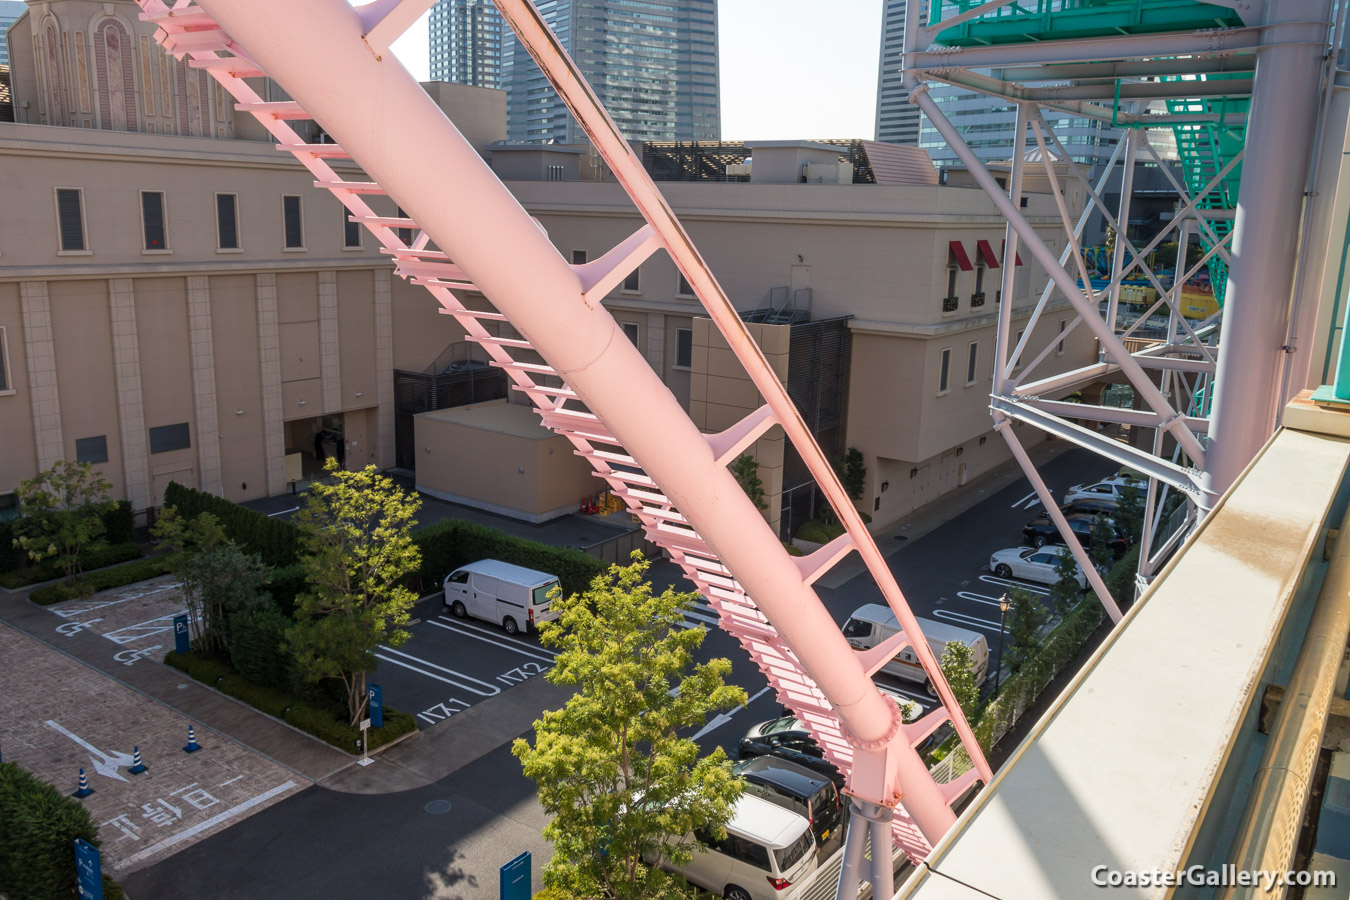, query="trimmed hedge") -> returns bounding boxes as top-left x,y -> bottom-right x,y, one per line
230,606 -> 293,689
162,482 -> 609,599
0,541 -> 143,590
0,501 -> 135,576
164,651 -> 418,752
164,482 -> 299,568
412,518 -> 606,597
29,556 -> 175,605
0,761 -> 103,900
